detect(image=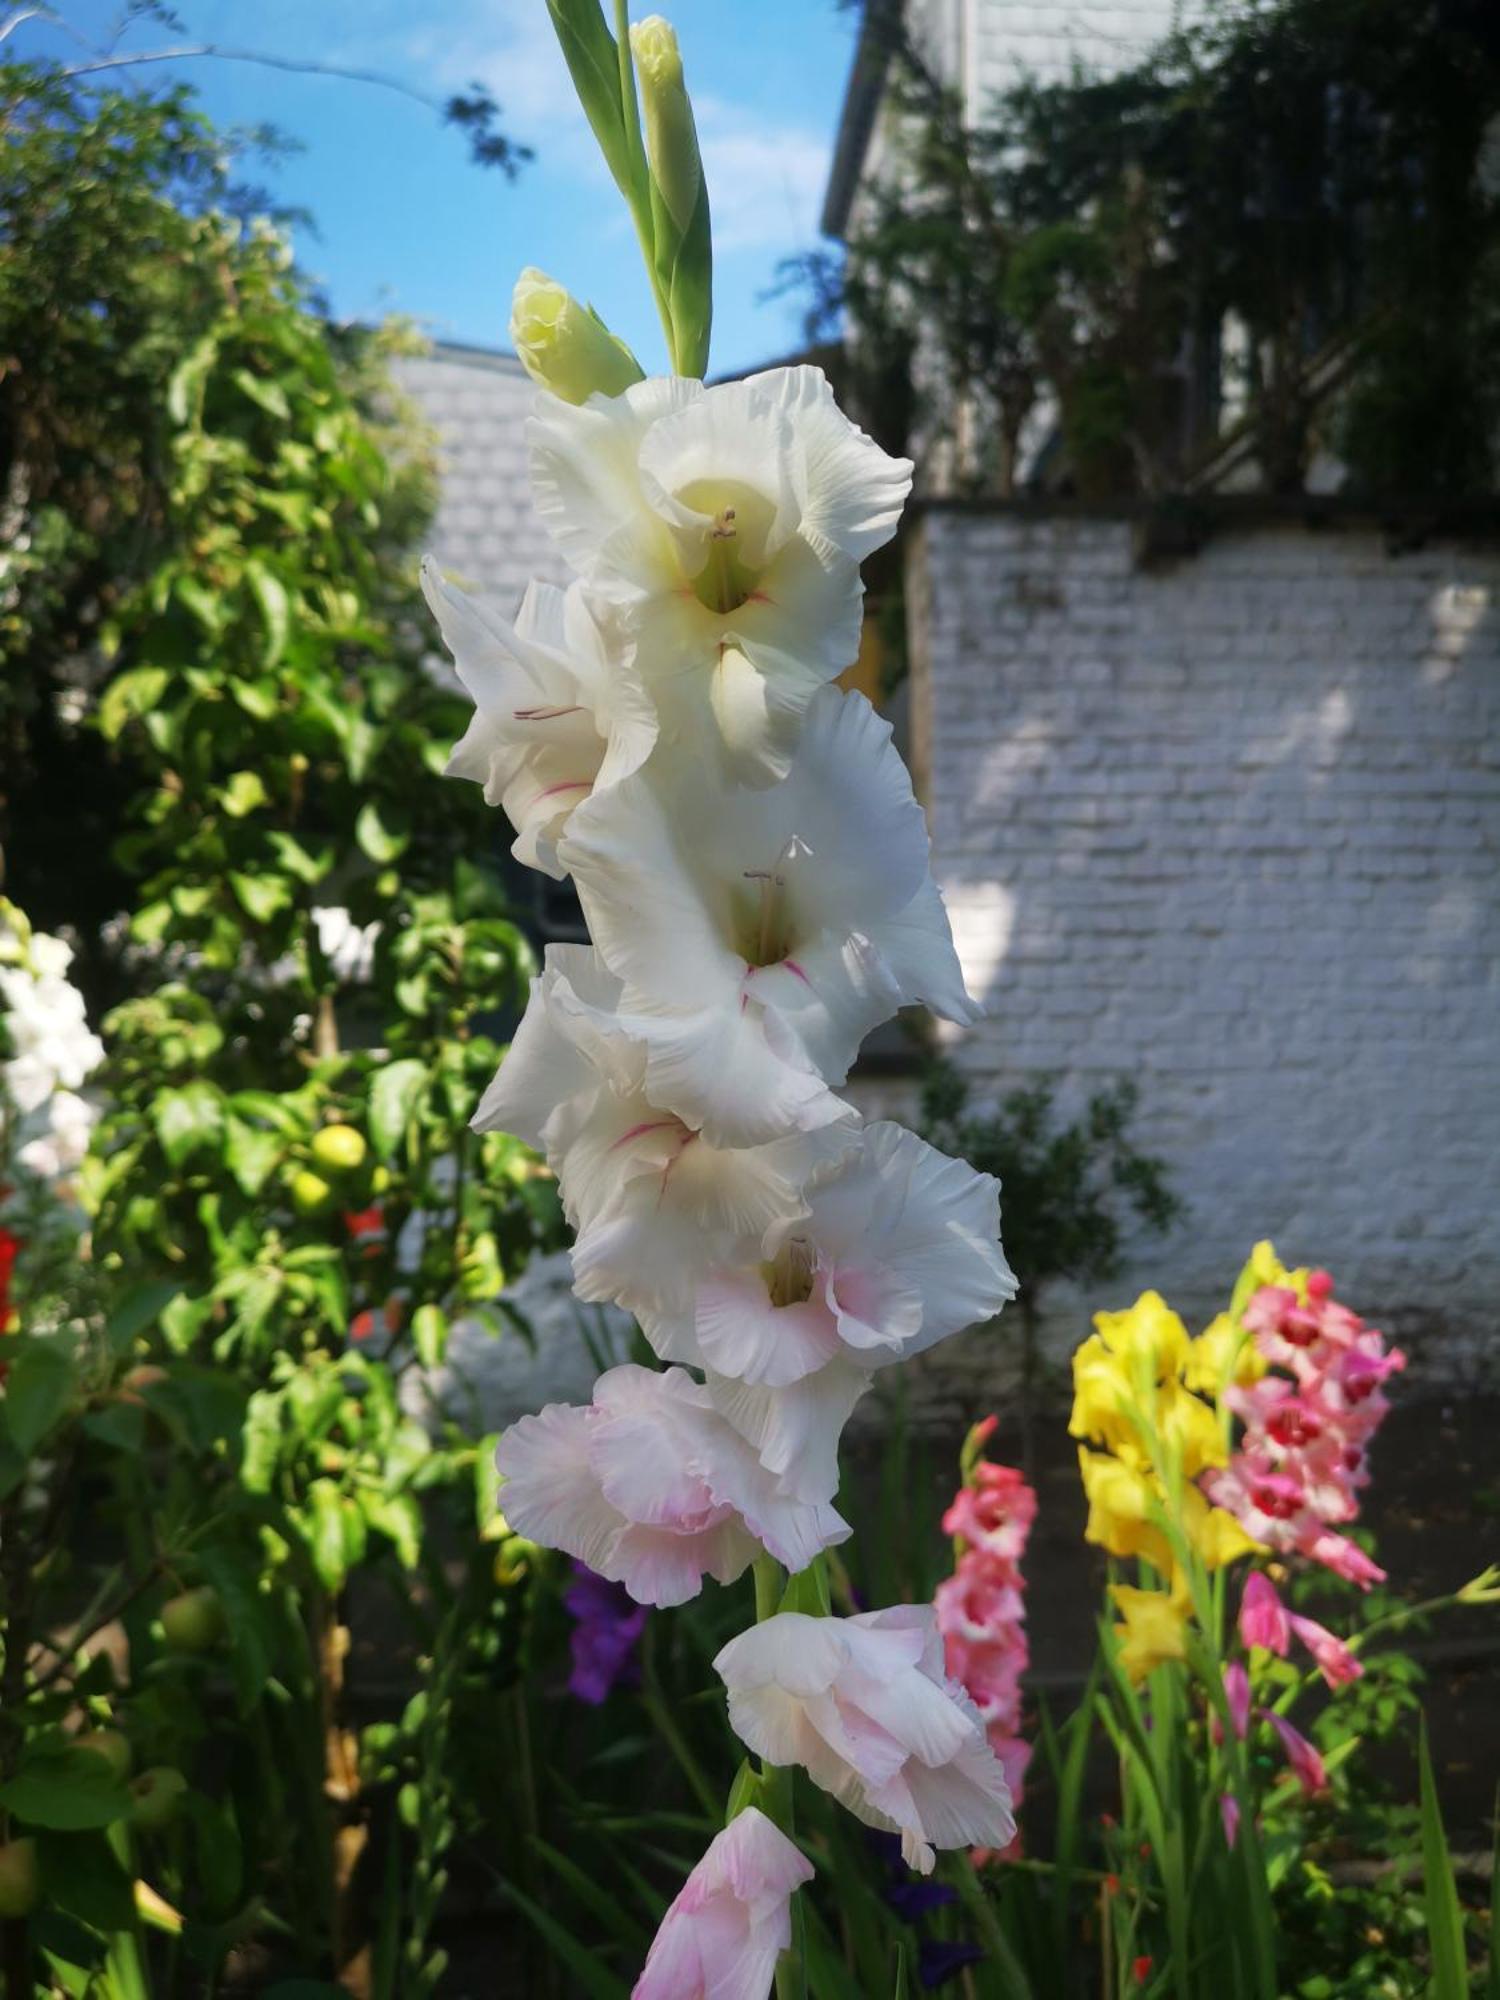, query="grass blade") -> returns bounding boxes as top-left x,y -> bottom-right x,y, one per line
1418,1716 -> 1469,2000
